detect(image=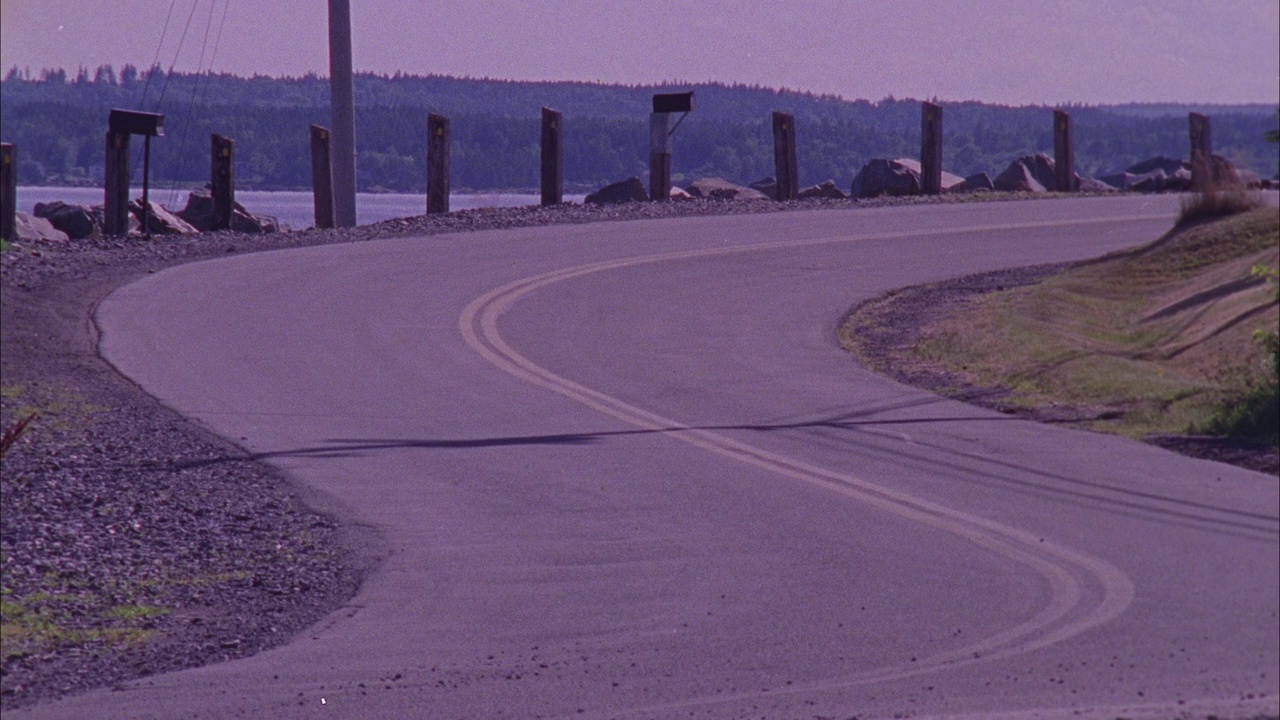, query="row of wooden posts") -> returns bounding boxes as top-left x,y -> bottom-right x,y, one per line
305,105 -> 1217,228
0,106 -> 1219,240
